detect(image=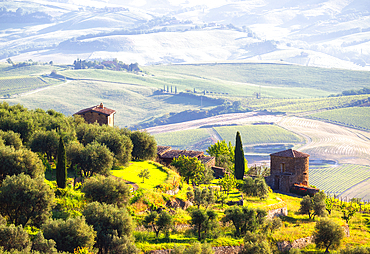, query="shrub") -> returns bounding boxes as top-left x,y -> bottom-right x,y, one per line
0,224 -> 31,252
